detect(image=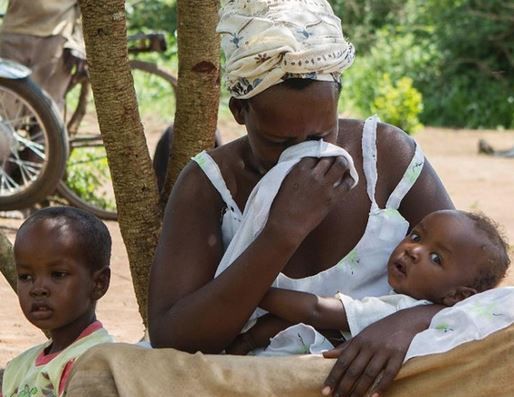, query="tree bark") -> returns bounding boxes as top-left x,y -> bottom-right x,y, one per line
161,0 -> 221,201
78,0 -> 162,326
0,233 -> 16,292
